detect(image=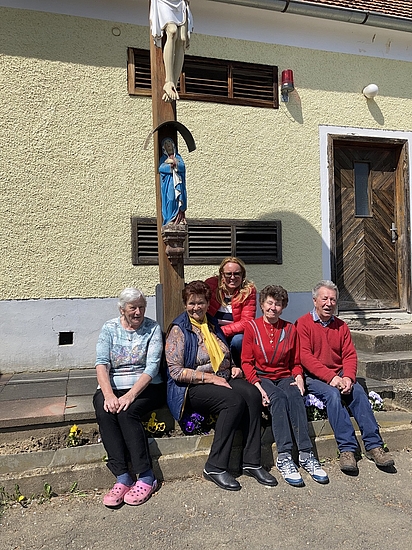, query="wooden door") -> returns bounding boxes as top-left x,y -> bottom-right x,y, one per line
332,140 -> 408,310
